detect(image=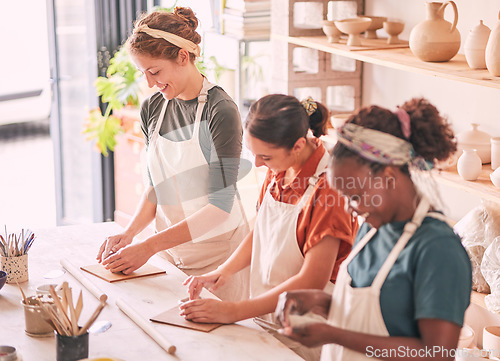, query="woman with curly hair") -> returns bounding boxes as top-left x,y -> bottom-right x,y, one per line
276,98 -> 472,361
